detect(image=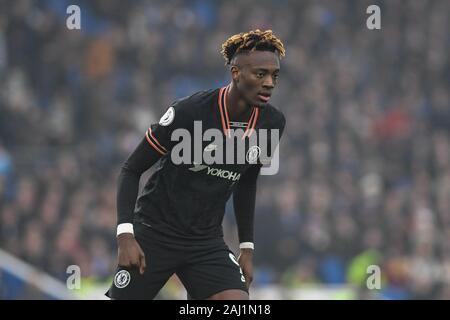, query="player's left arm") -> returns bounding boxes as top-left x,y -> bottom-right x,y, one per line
233,164 -> 261,288
233,110 -> 286,288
